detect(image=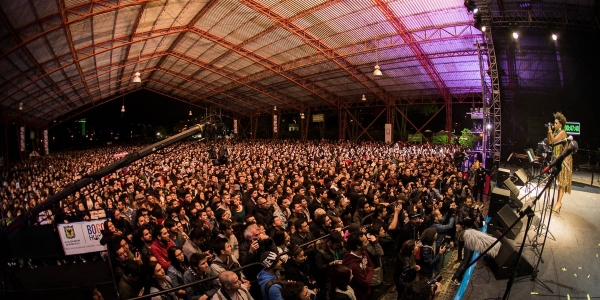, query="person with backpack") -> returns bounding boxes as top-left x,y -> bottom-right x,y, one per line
257,251 -> 284,300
